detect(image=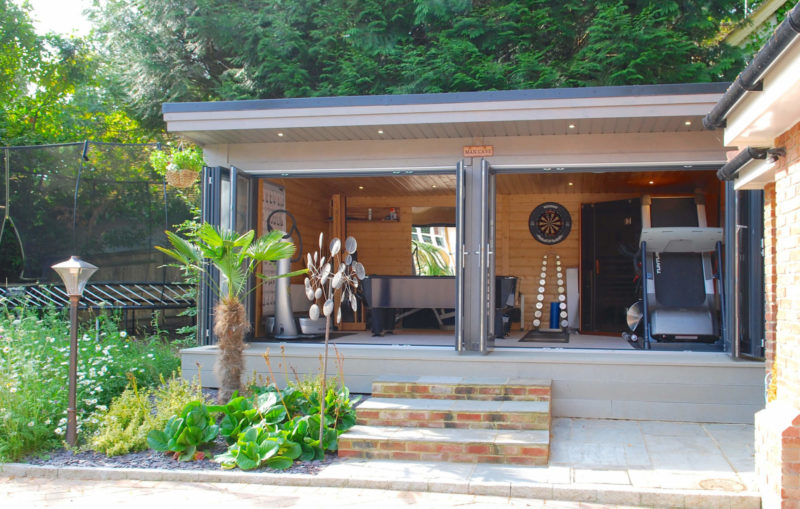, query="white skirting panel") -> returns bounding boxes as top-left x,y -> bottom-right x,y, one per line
181,343 -> 764,424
